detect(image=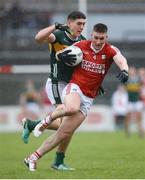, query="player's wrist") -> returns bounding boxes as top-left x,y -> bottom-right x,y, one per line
52,24 -> 56,30
121,69 -> 128,73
